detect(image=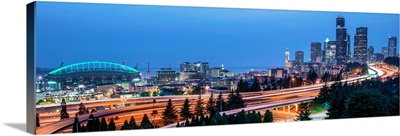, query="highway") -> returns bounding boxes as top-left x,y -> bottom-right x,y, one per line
36,66 -> 385,134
